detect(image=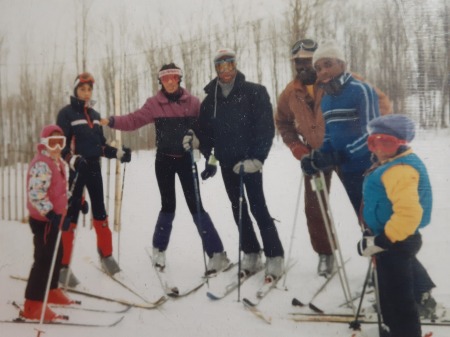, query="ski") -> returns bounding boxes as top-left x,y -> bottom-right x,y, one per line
0,316 -> 124,327
291,268 -> 339,313
206,266 -> 265,300
10,300 -> 132,314
91,261 -> 156,304
145,246 -> 207,298
242,298 -> 272,324
291,258 -> 350,313
243,259 -> 297,307
5,301 -> 125,327
10,275 -> 166,310
288,312 -> 450,326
